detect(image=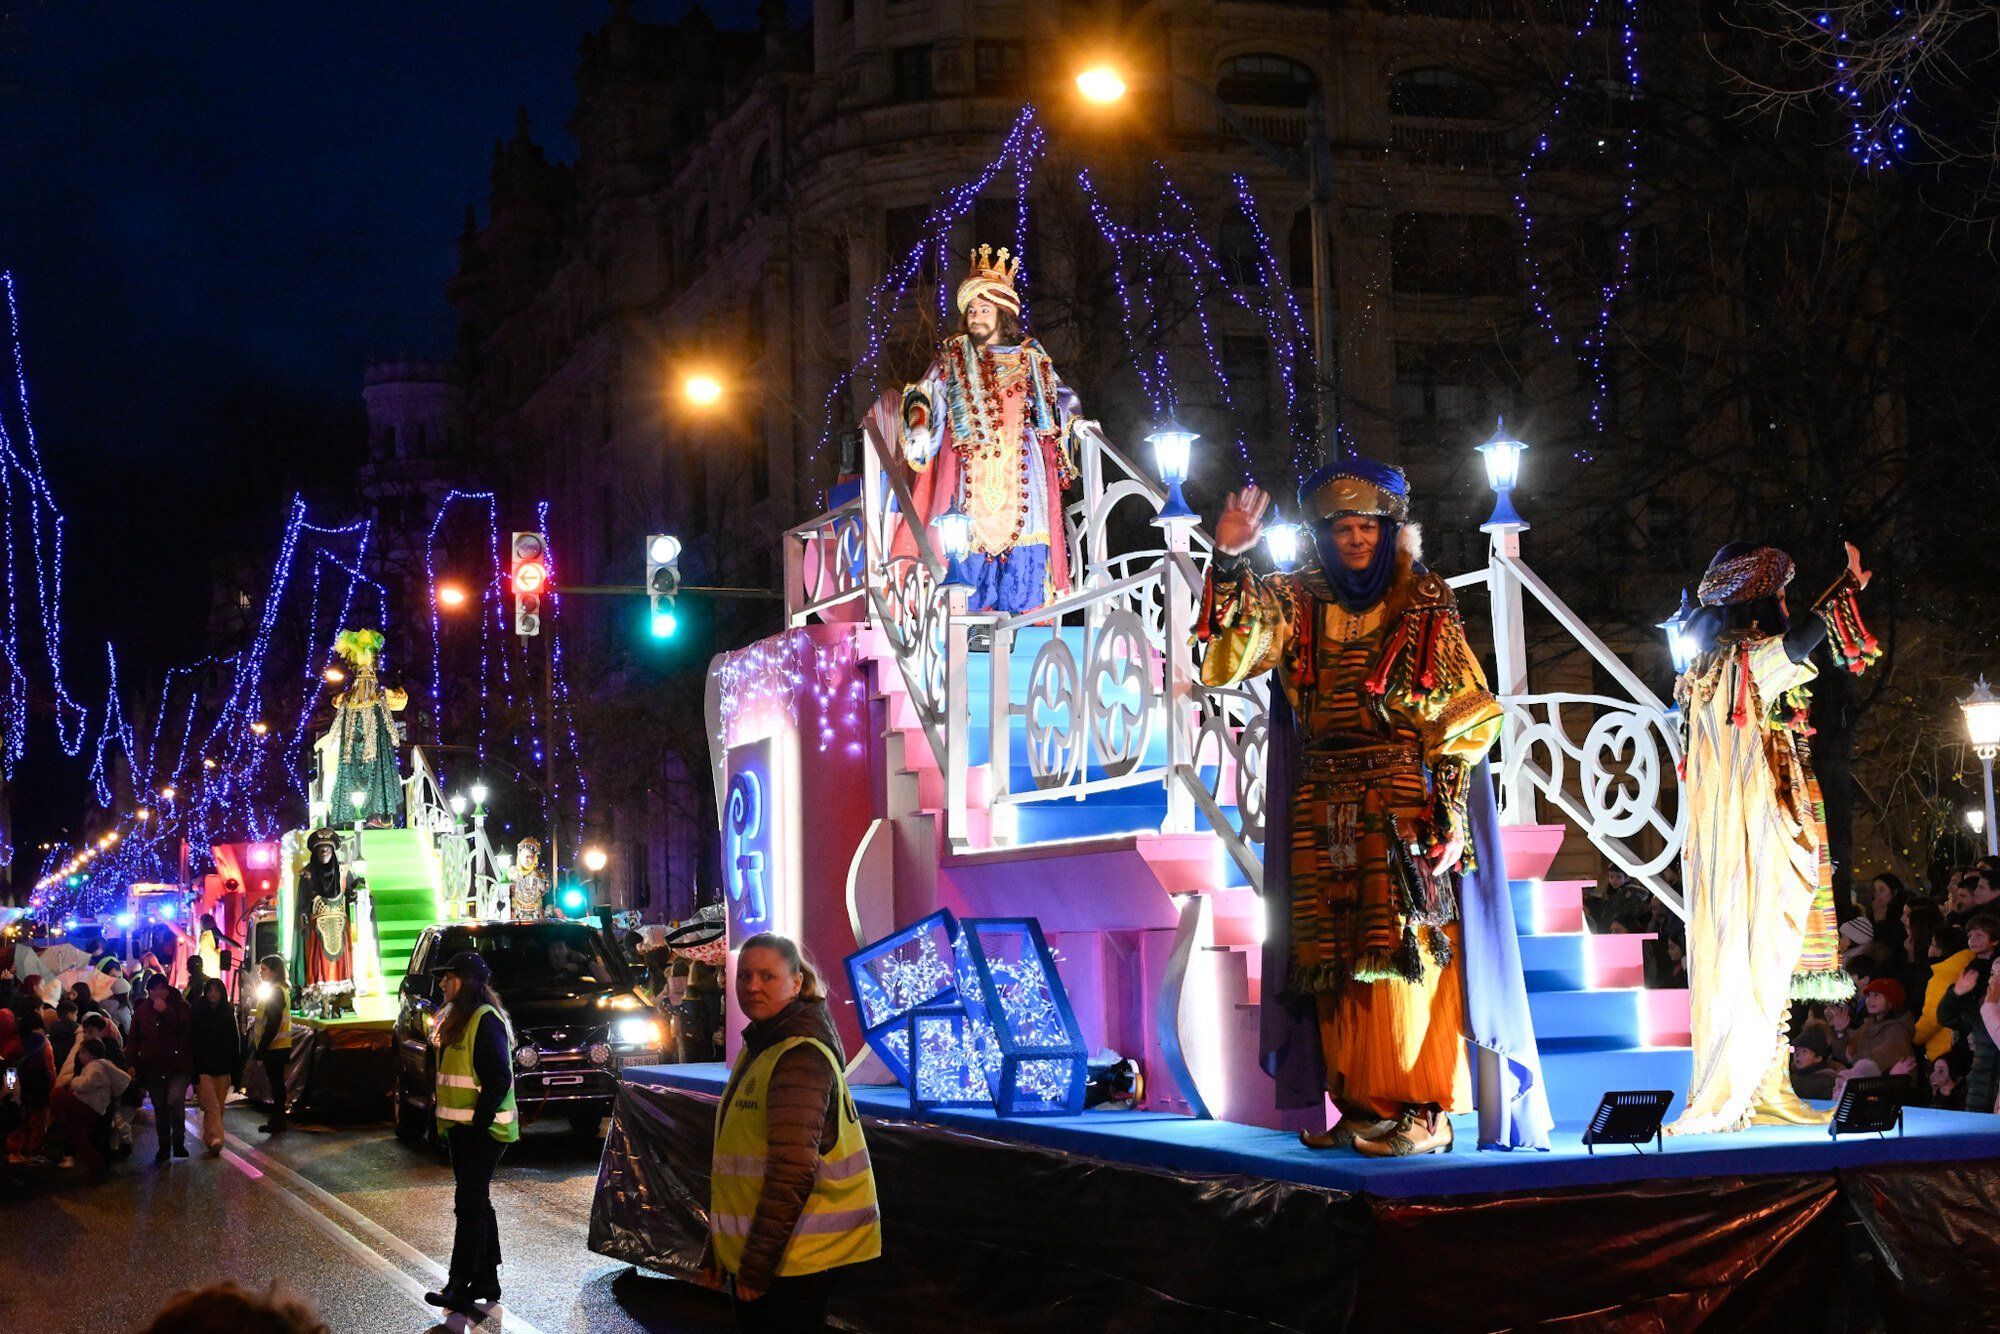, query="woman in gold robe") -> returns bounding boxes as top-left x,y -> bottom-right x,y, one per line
1668,541 -> 1875,1135
1198,458 -> 1504,1156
